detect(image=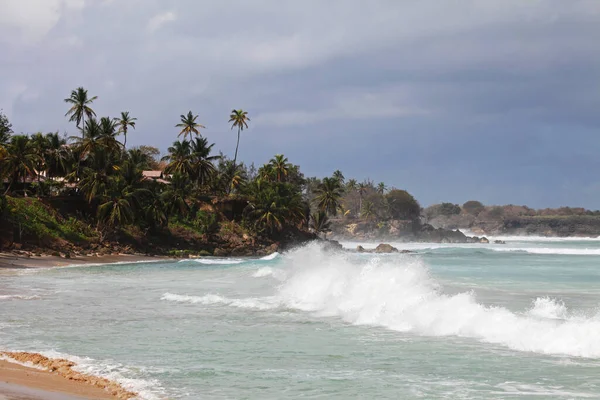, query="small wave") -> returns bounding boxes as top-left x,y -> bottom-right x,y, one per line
490,247 -> 600,256
253,267 -> 275,277
0,294 -> 41,300
260,252 -> 280,260
161,292 -> 278,310
188,258 -> 245,265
